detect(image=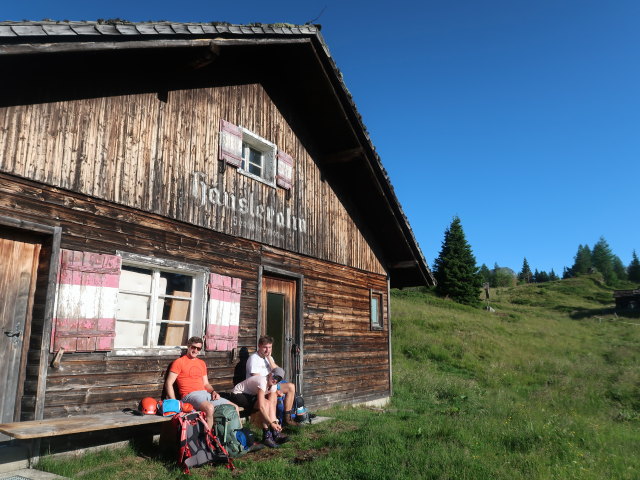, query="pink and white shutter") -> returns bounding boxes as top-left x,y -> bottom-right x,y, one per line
218,119 -> 243,168
50,249 -> 121,353
276,150 -> 294,190
205,273 -> 241,351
